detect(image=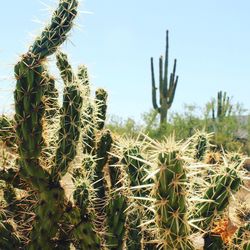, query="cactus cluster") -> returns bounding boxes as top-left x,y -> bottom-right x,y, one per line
0,1 -> 249,249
